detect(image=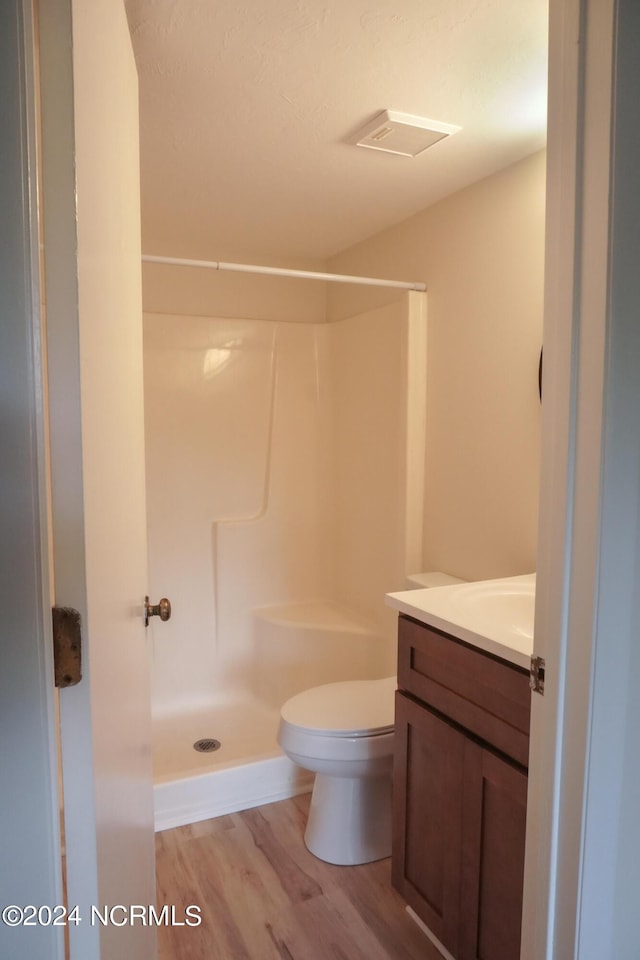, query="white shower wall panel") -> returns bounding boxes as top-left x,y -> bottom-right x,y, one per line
144,314 -> 334,716
214,321 -> 335,693
251,603 -> 387,710
145,315 -> 277,713
144,294 -> 426,726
